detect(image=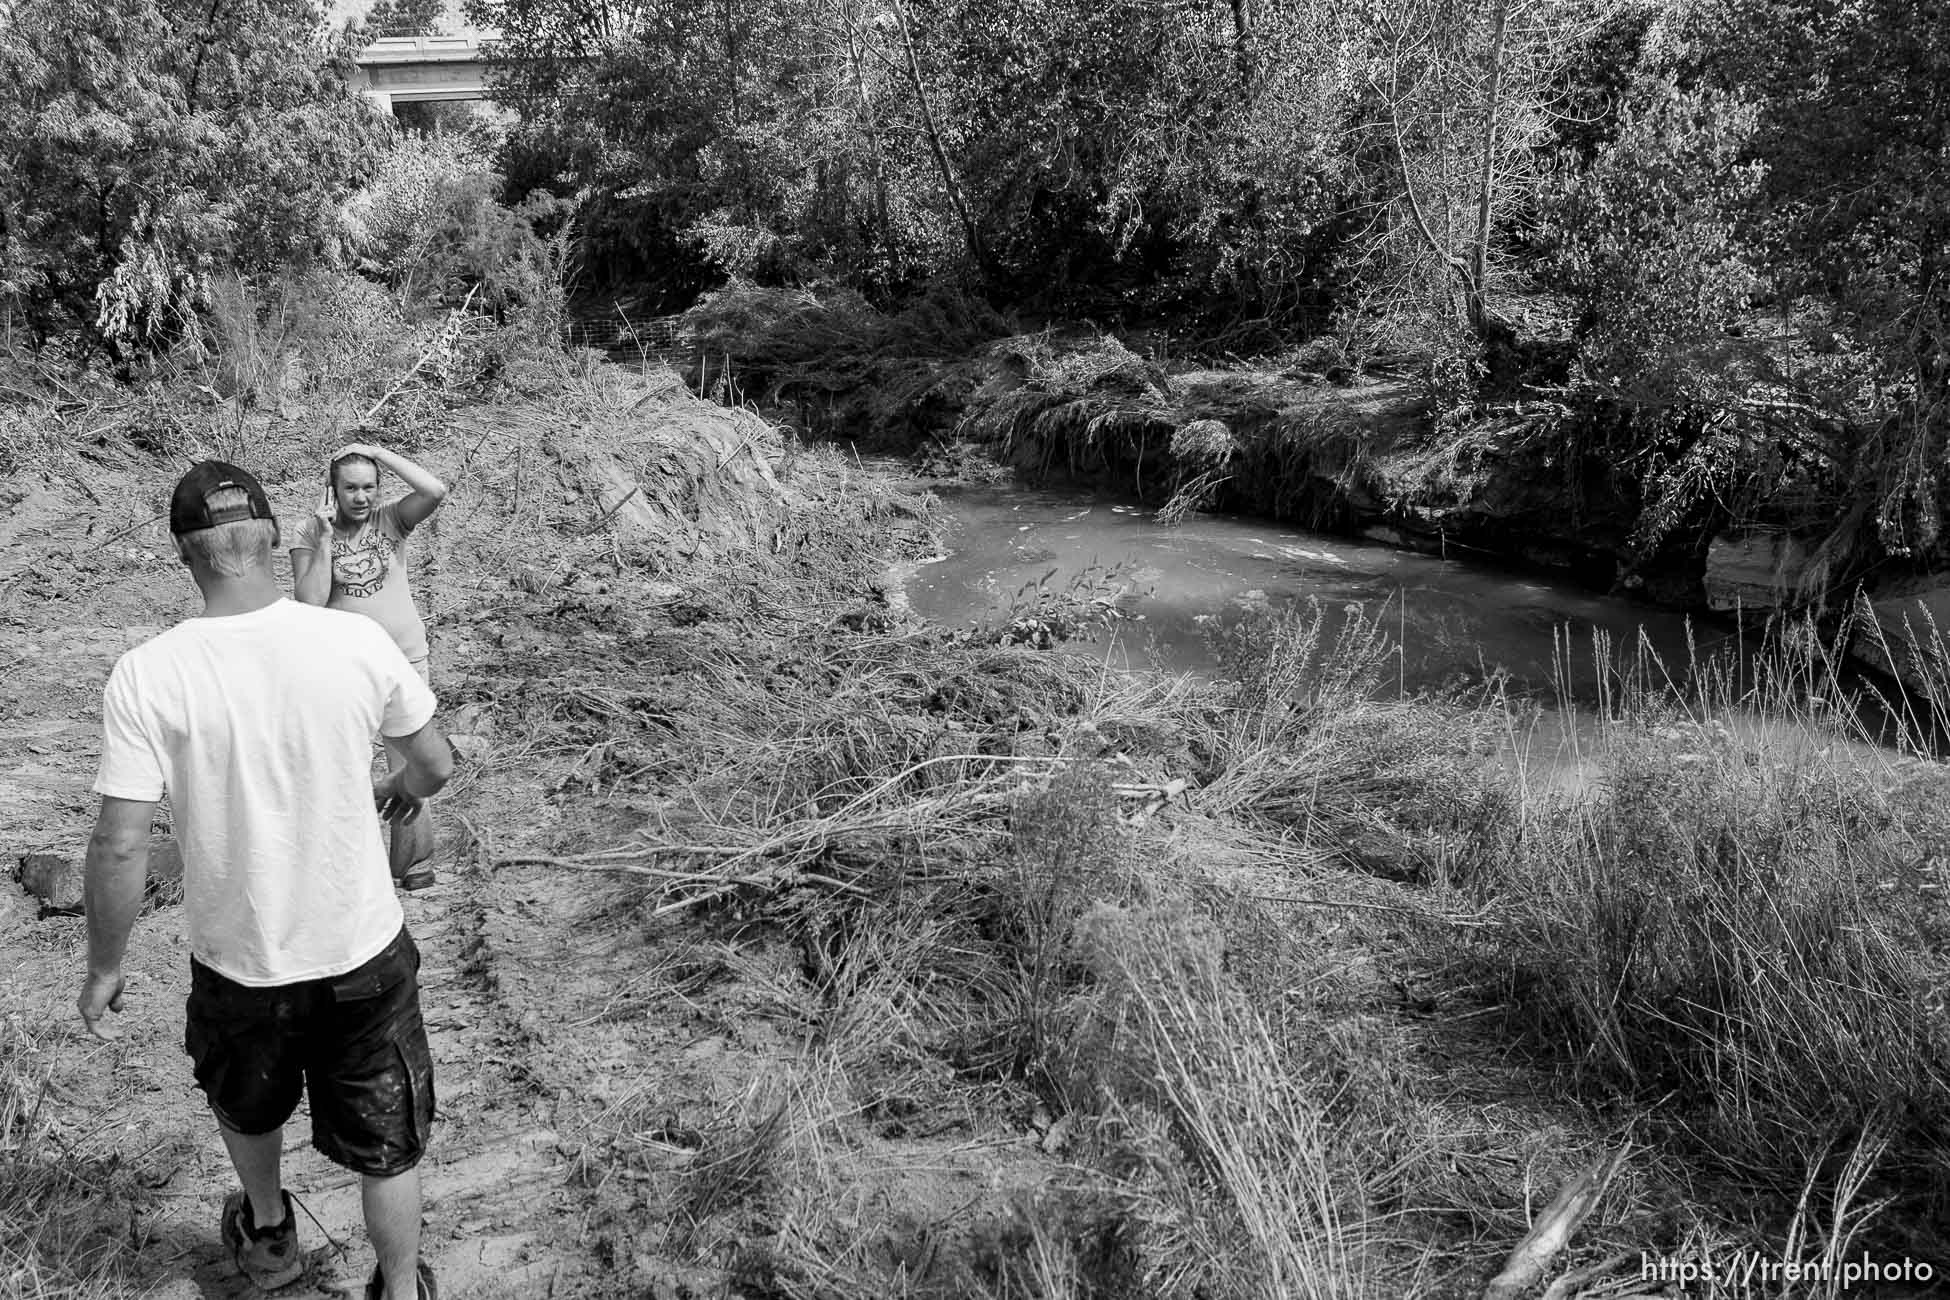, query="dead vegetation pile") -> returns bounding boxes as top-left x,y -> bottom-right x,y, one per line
527,364 -> 788,561
469,558 -> 1479,1295
674,280 -> 1013,446
472,442 -> 1950,1290
444,412 -> 1950,1297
